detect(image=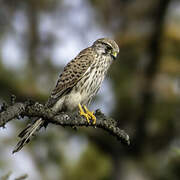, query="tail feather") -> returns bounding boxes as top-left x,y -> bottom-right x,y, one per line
13,118 -> 43,153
